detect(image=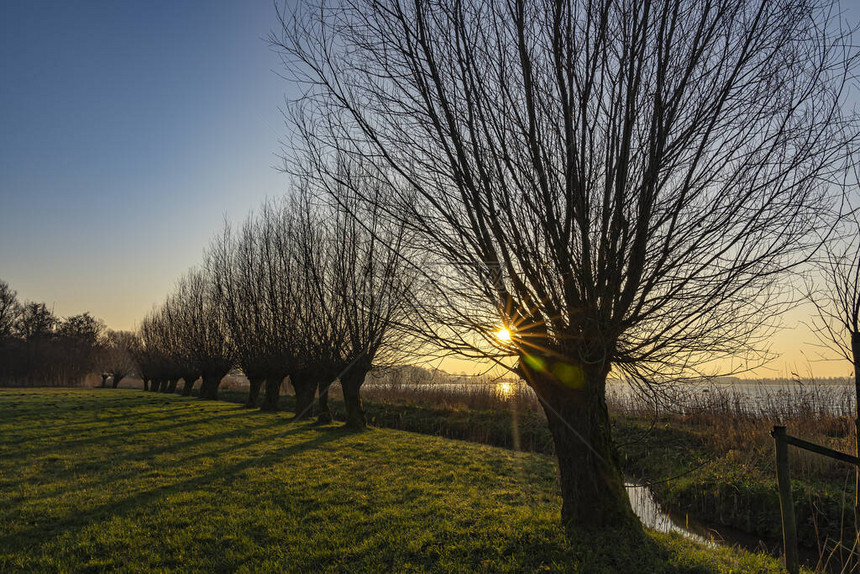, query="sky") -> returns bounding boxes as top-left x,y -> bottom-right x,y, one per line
1,1 -> 859,380
0,1 -> 294,332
